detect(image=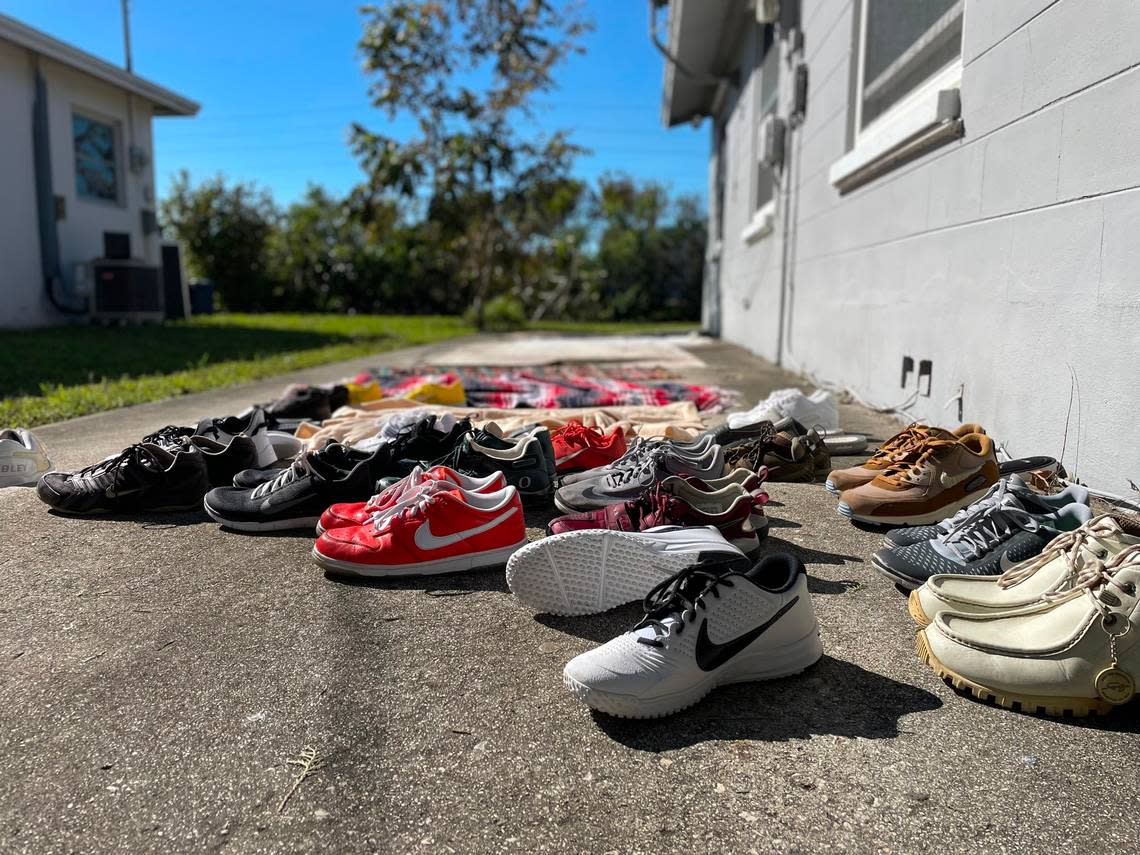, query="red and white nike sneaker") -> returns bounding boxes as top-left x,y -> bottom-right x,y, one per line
551,423 -> 627,474
316,465 -> 506,534
312,486 -> 526,577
